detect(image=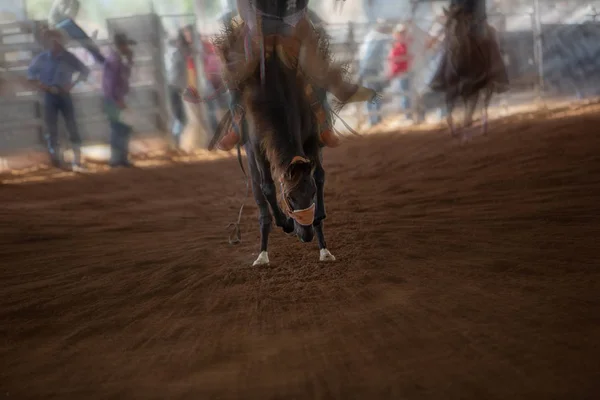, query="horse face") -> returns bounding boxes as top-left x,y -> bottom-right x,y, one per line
282,158 -> 316,242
